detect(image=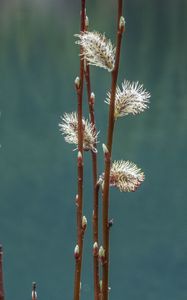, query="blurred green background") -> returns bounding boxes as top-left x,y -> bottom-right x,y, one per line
0,0 -> 187,299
